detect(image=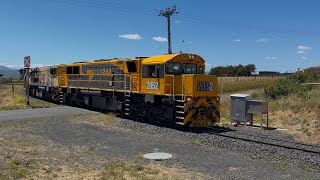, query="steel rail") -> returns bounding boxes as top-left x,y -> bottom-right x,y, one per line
195,127 -> 320,155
